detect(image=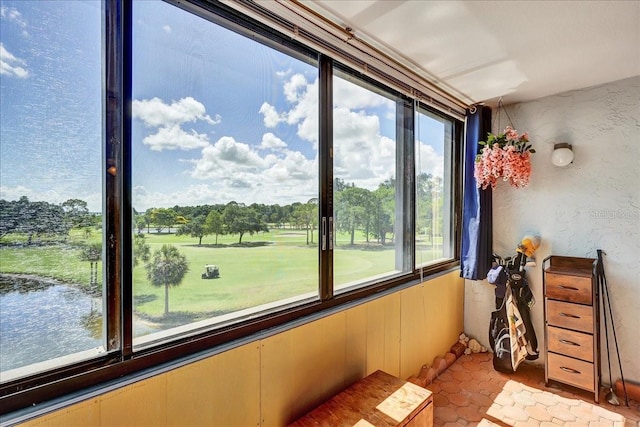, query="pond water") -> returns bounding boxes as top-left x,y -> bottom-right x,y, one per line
0,276 -> 157,374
